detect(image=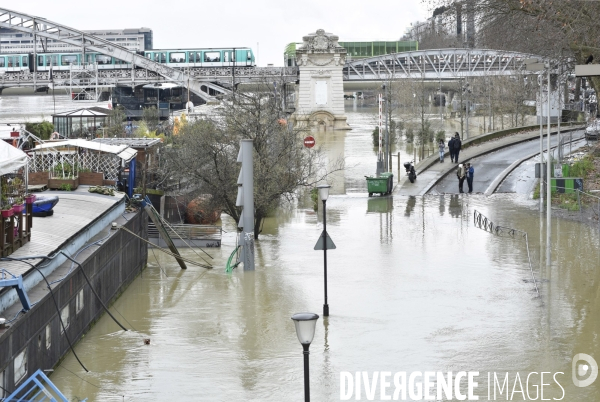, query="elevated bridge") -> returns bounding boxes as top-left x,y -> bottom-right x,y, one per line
0,8 -> 295,101
343,49 -> 542,82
